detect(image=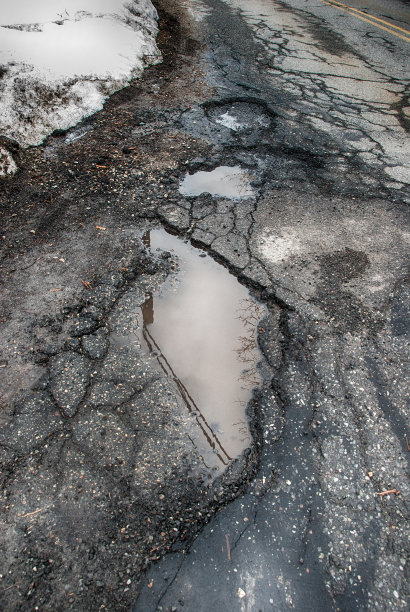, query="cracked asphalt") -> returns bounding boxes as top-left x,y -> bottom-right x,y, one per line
0,0 -> 409,610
